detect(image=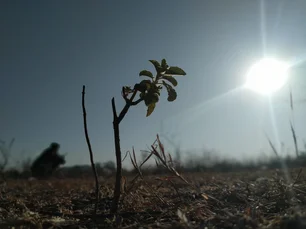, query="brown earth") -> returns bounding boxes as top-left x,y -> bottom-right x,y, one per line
1,168 -> 306,229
